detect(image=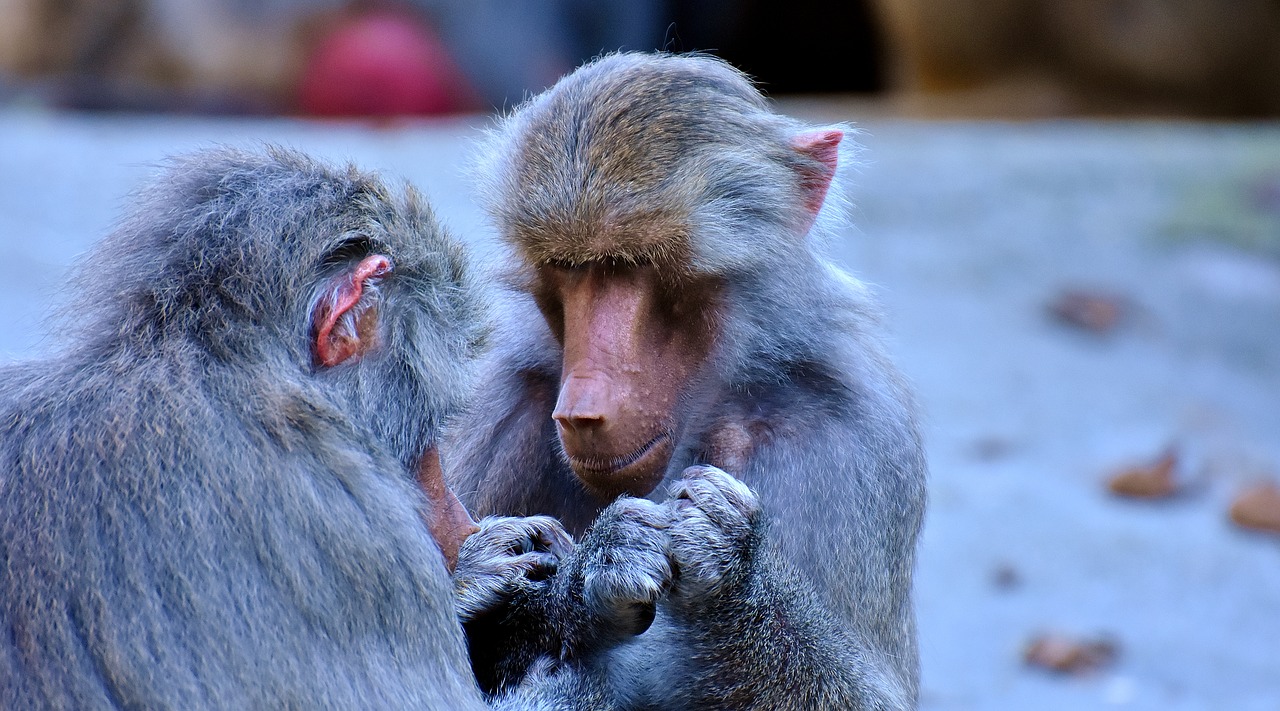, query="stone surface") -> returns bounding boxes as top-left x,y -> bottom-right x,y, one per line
1,107 -> 1277,710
